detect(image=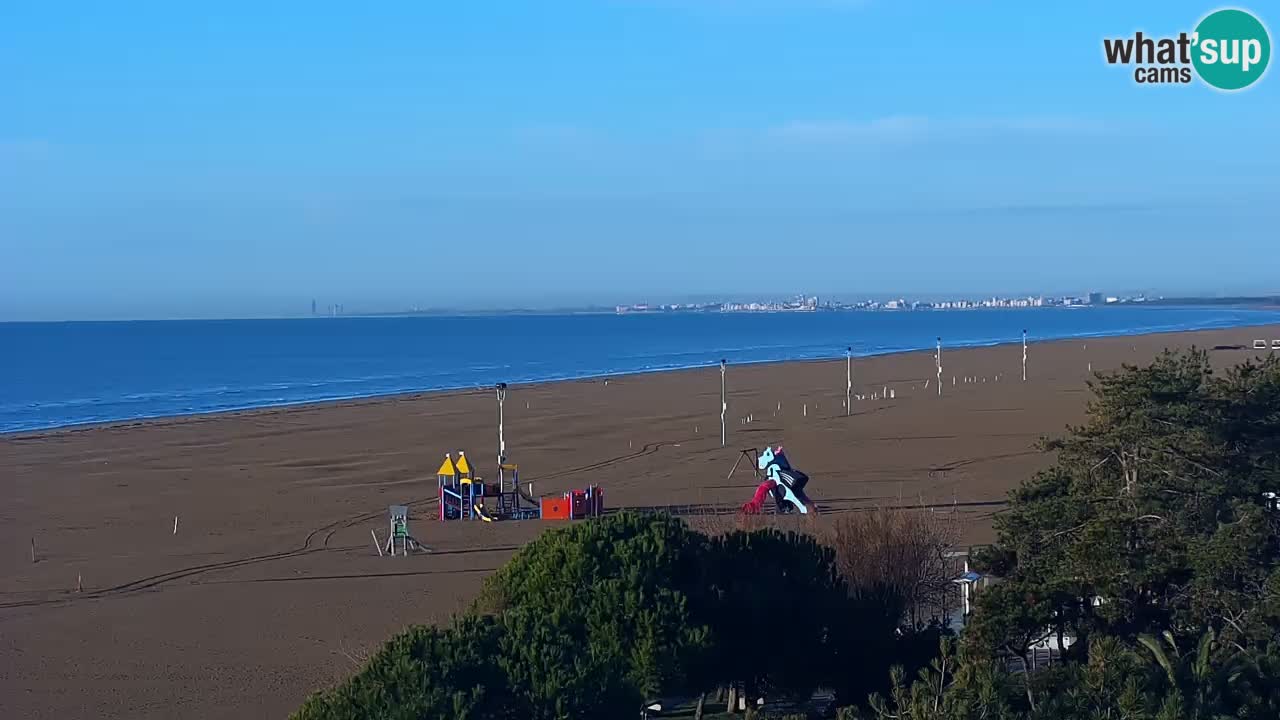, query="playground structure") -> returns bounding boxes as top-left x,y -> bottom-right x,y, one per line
381,504 -> 426,556
738,445 -> 818,515
436,451 -> 603,522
